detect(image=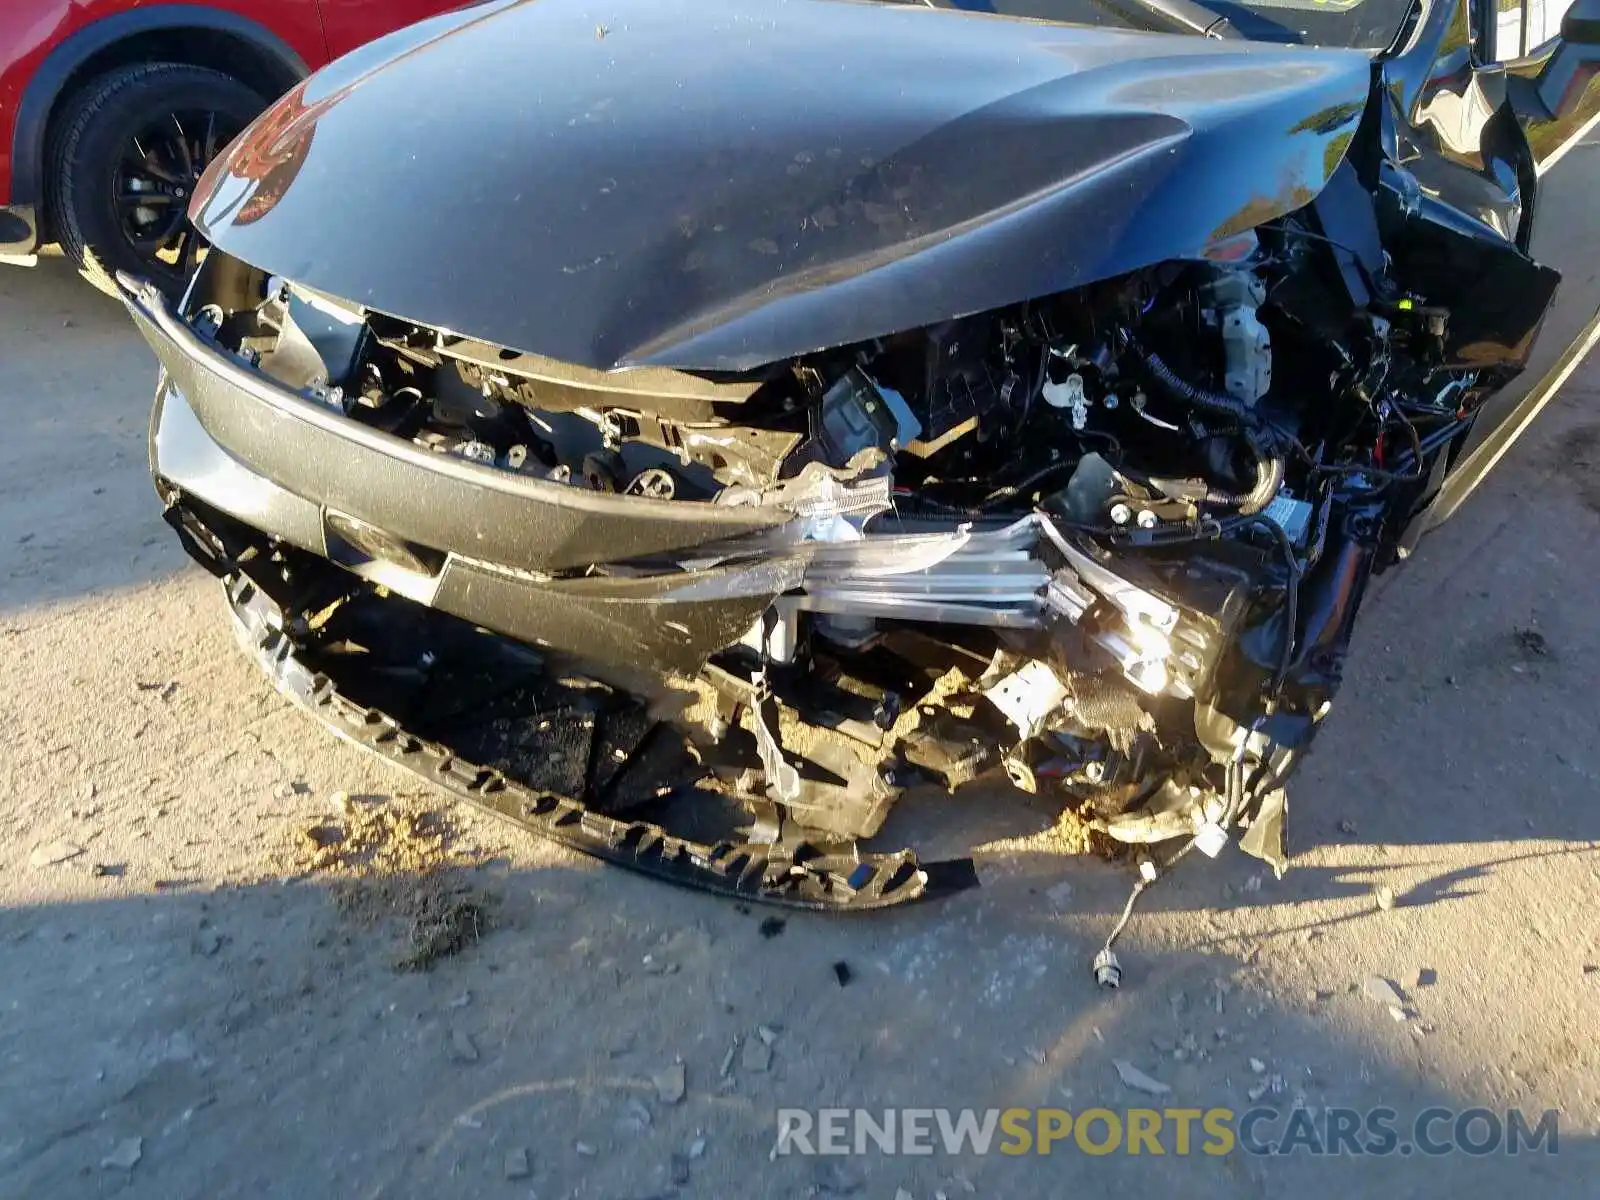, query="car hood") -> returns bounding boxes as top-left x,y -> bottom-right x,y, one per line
190,0 -> 1374,371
